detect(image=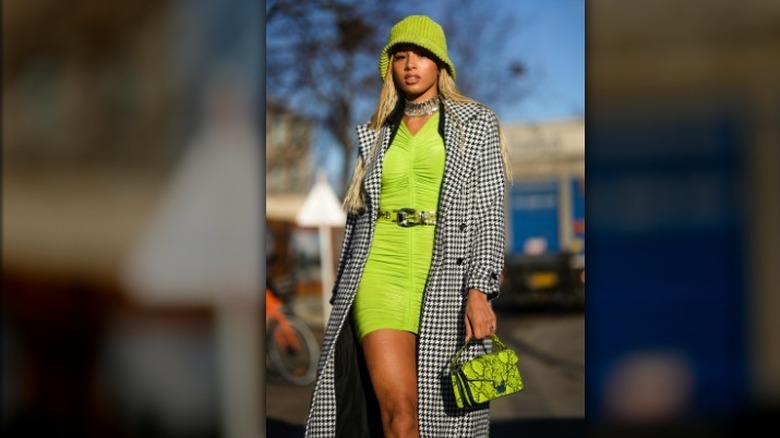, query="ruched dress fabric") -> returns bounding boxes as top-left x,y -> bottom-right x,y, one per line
352,113 -> 445,340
